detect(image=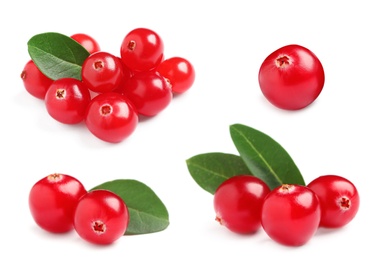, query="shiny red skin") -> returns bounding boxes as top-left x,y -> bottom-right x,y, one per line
156,57 -> 195,94
71,33 -> 100,54
45,78 -> 91,124
28,173 -> 87,233
258,44 -> 325,110
261,184 -> 321,246
213,175 -> 271,234
85,92 -> 138,143
74,189 -> 129,245
81,52 -> 124,93
21,60 -> 53,99
307,175 -> 360,228
121,71 -> 172,117
120,28 -> 164,72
